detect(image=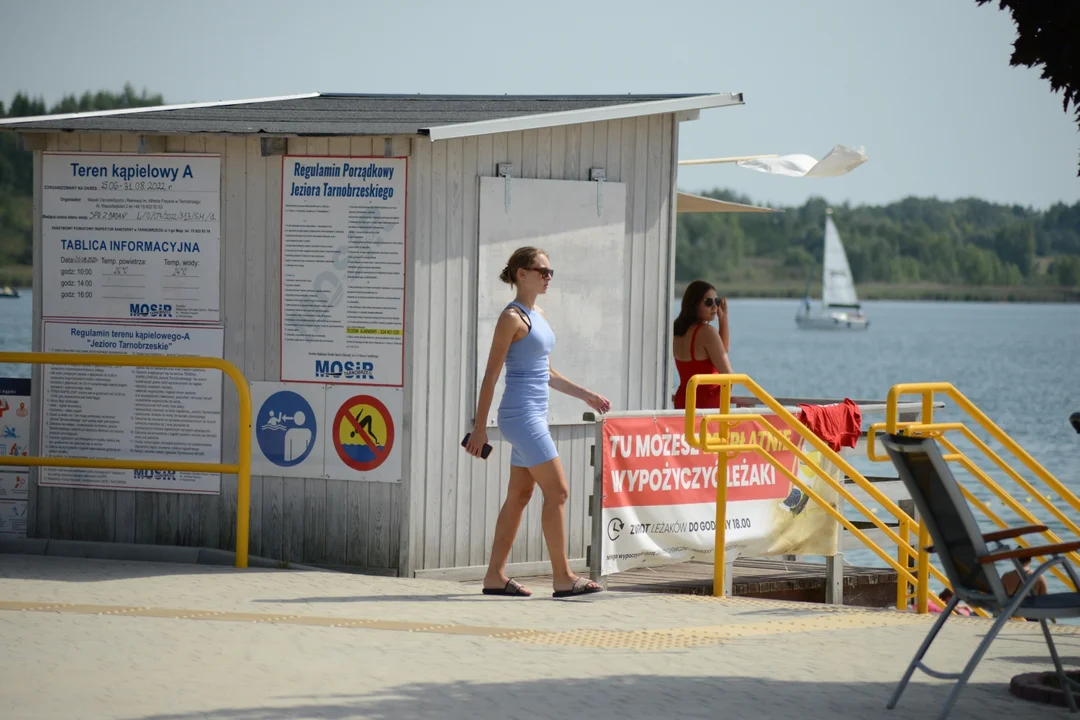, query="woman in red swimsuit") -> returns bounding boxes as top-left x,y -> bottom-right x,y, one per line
672,280 -> 733,410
